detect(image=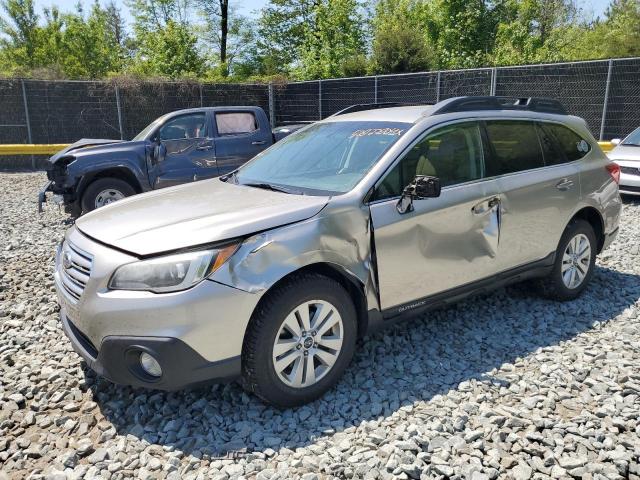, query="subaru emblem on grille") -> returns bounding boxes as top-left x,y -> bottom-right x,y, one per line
62,251 -> 72,269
